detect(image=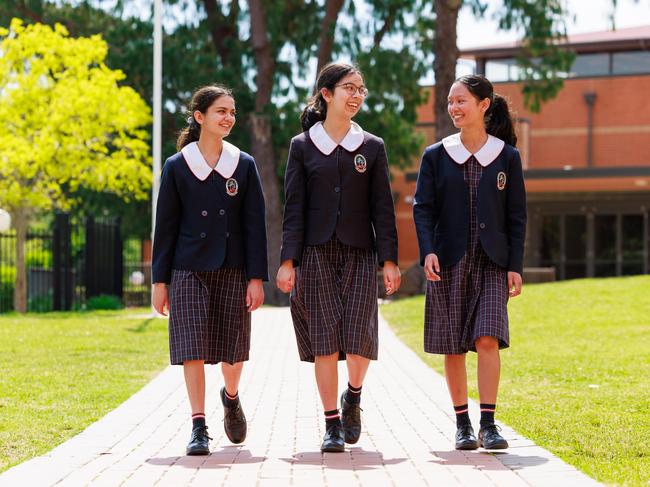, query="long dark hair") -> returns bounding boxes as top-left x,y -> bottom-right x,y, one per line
176,85 -> 233,151
300,62 -> 362,132
455,74 -> 517,147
